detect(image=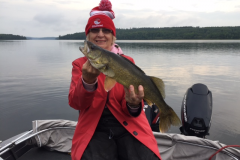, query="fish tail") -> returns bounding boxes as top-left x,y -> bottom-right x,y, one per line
159,106 -> 181,133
